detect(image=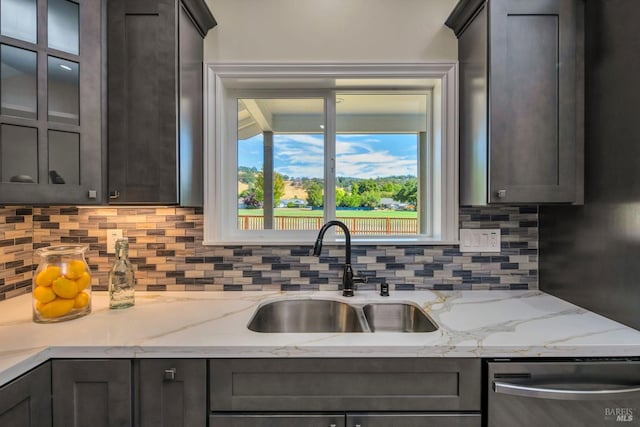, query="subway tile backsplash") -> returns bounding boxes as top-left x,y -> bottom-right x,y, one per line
0,205 -> 537,301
